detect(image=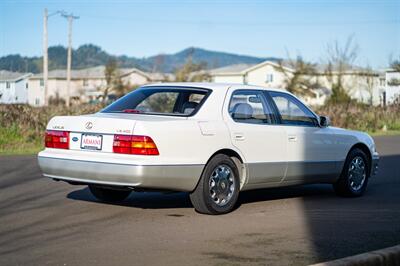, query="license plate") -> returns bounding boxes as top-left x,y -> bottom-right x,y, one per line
81,134 -> 103,150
